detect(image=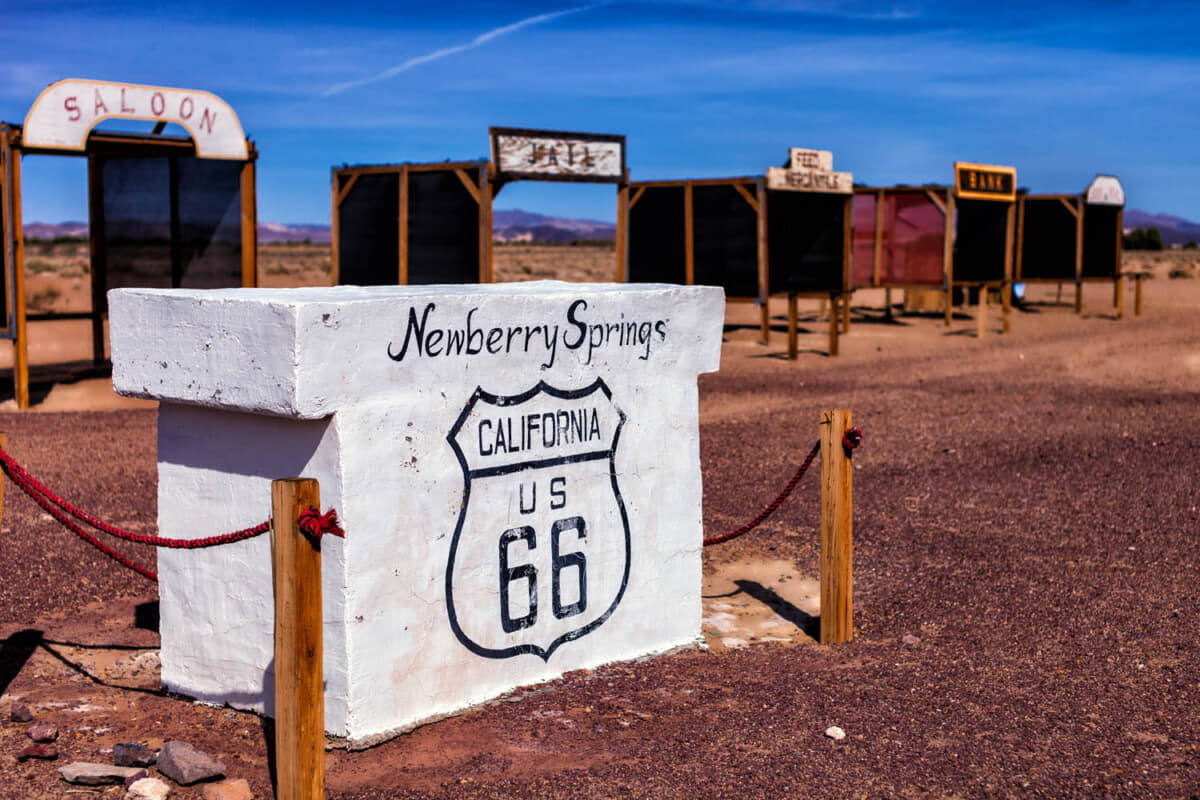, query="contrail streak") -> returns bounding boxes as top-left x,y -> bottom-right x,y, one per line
319,4 -> 605,98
